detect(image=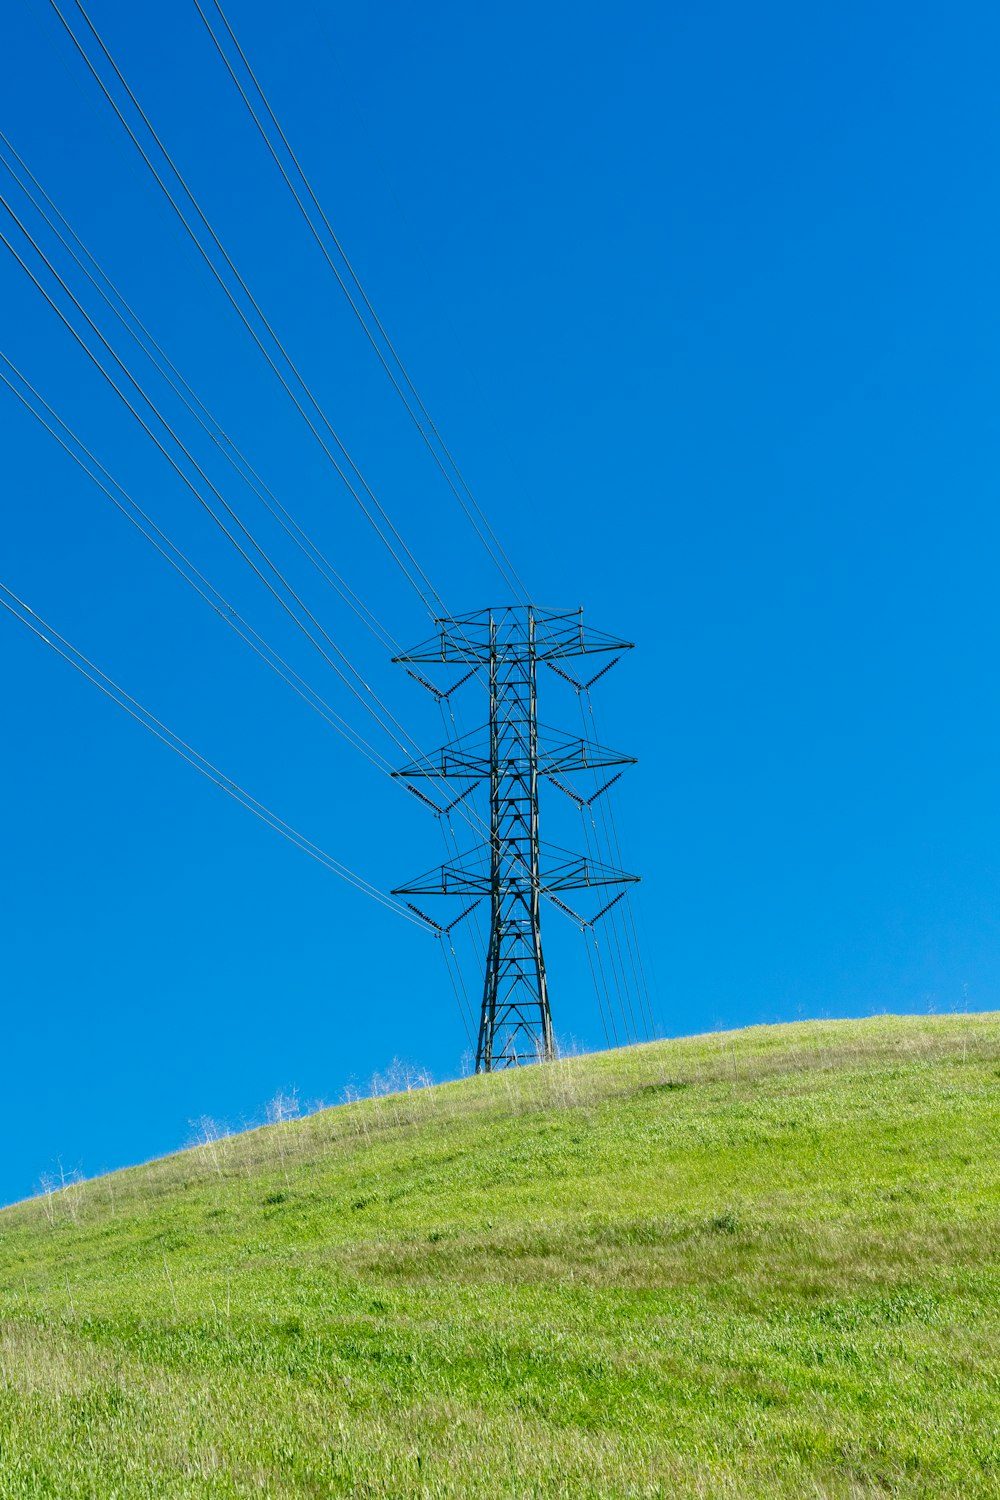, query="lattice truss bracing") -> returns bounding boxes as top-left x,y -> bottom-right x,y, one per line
391,606 -> 638,1071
